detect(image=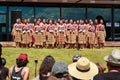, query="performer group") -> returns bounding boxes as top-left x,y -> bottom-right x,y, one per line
11,18 -> 106,49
